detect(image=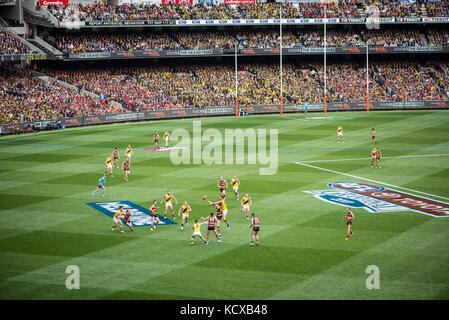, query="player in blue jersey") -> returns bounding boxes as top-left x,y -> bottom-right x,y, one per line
91,172 -> 106,198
